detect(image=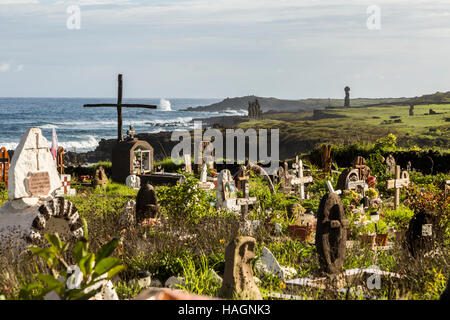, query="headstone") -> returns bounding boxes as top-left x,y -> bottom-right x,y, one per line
385,154 -> 396,175
135,183 -> 159,223
183,154 -> 192,174
0,197 -> 84,248
405,209 -> 441,258
92,166 -> 108,188
198,162 -> 215,191
337,168 -> 367,195
315,193 -> 348,274
220,236 -> 262,300
119,199 -> 136,229
126,175 -> 141,190
0,147 -> 10,185
386,165 -> 409,210
7,128 -> 61,209
352,156 -> 371,181
255,247 -> 297,281
216,169 -> 239,212
55,174 -> 76,196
